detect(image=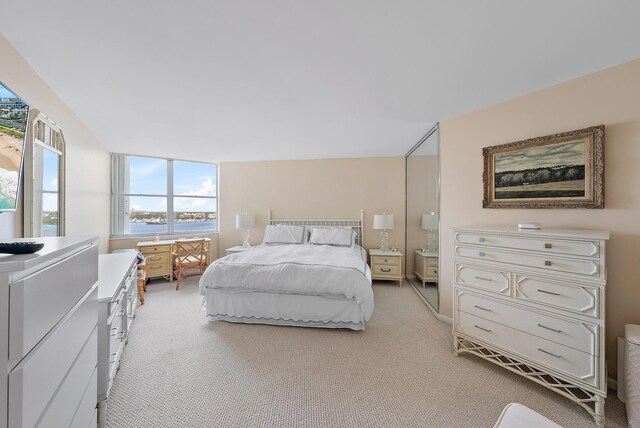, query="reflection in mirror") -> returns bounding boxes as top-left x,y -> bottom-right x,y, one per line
405,125 -> 439,312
